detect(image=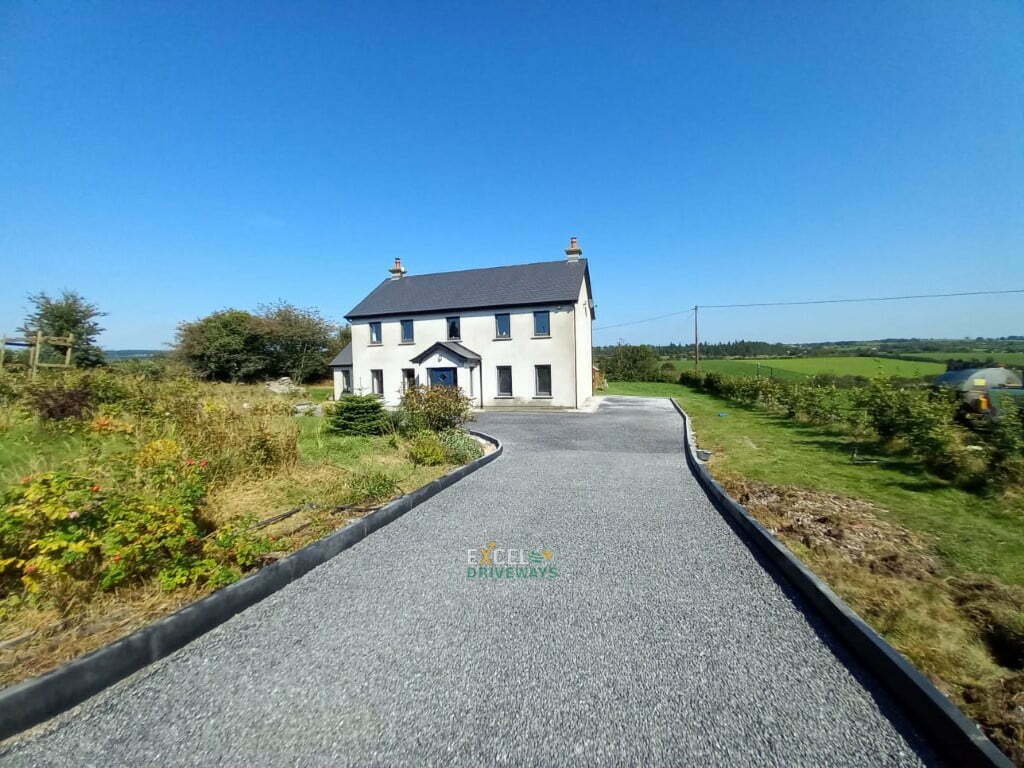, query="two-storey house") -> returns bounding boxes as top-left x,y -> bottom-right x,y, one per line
331,239 -> 595,408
